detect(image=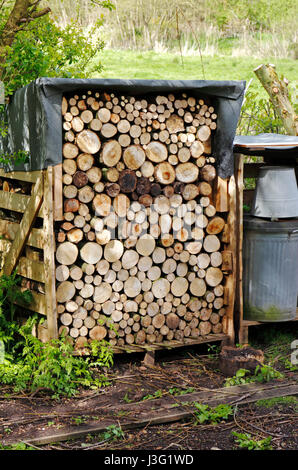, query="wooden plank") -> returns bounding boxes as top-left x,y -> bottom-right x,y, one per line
111,334 -> 228,355
43,167 -> 58,339
52,164 -> 64,221
1,175 -> 44,276
234,154 -> 244,344
16,257 -> 45,283
215,176 -> 229,212
0,169 -> 42,183
221,172 -> 236,345
23,375 -> 298,446
0,220 -> 44,248
0,190 -> 44,218
15,289 -> 47,316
